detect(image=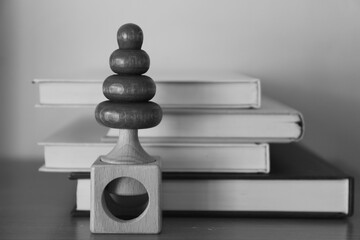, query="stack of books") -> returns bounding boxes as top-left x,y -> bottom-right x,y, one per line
35,73 -> 353,217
